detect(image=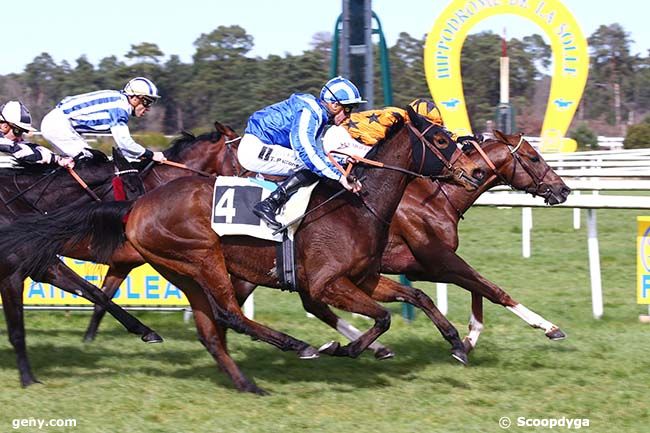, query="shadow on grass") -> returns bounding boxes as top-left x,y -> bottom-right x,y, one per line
0,333 -> 481,392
